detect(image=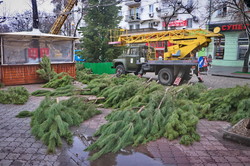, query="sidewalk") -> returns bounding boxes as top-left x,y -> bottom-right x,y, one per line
208,66 -> 250,79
